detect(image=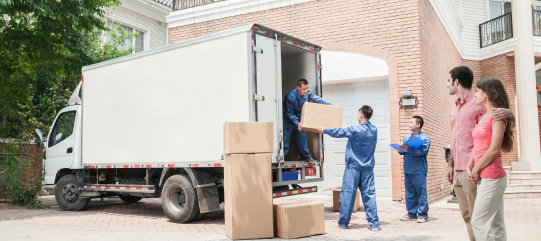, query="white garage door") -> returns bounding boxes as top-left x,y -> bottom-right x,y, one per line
320,80 -> 392,197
